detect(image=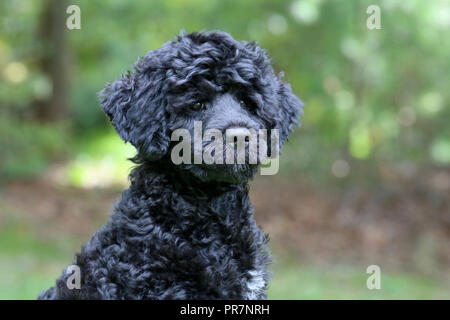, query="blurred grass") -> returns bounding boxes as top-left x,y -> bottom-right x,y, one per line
0,220 -> 448,299
0,220 -> 74,299
268,257 -> 449,299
